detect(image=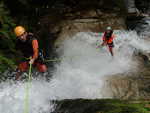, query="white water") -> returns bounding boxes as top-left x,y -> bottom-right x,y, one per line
1,31 -> 150,113
139,17 -> 150,37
